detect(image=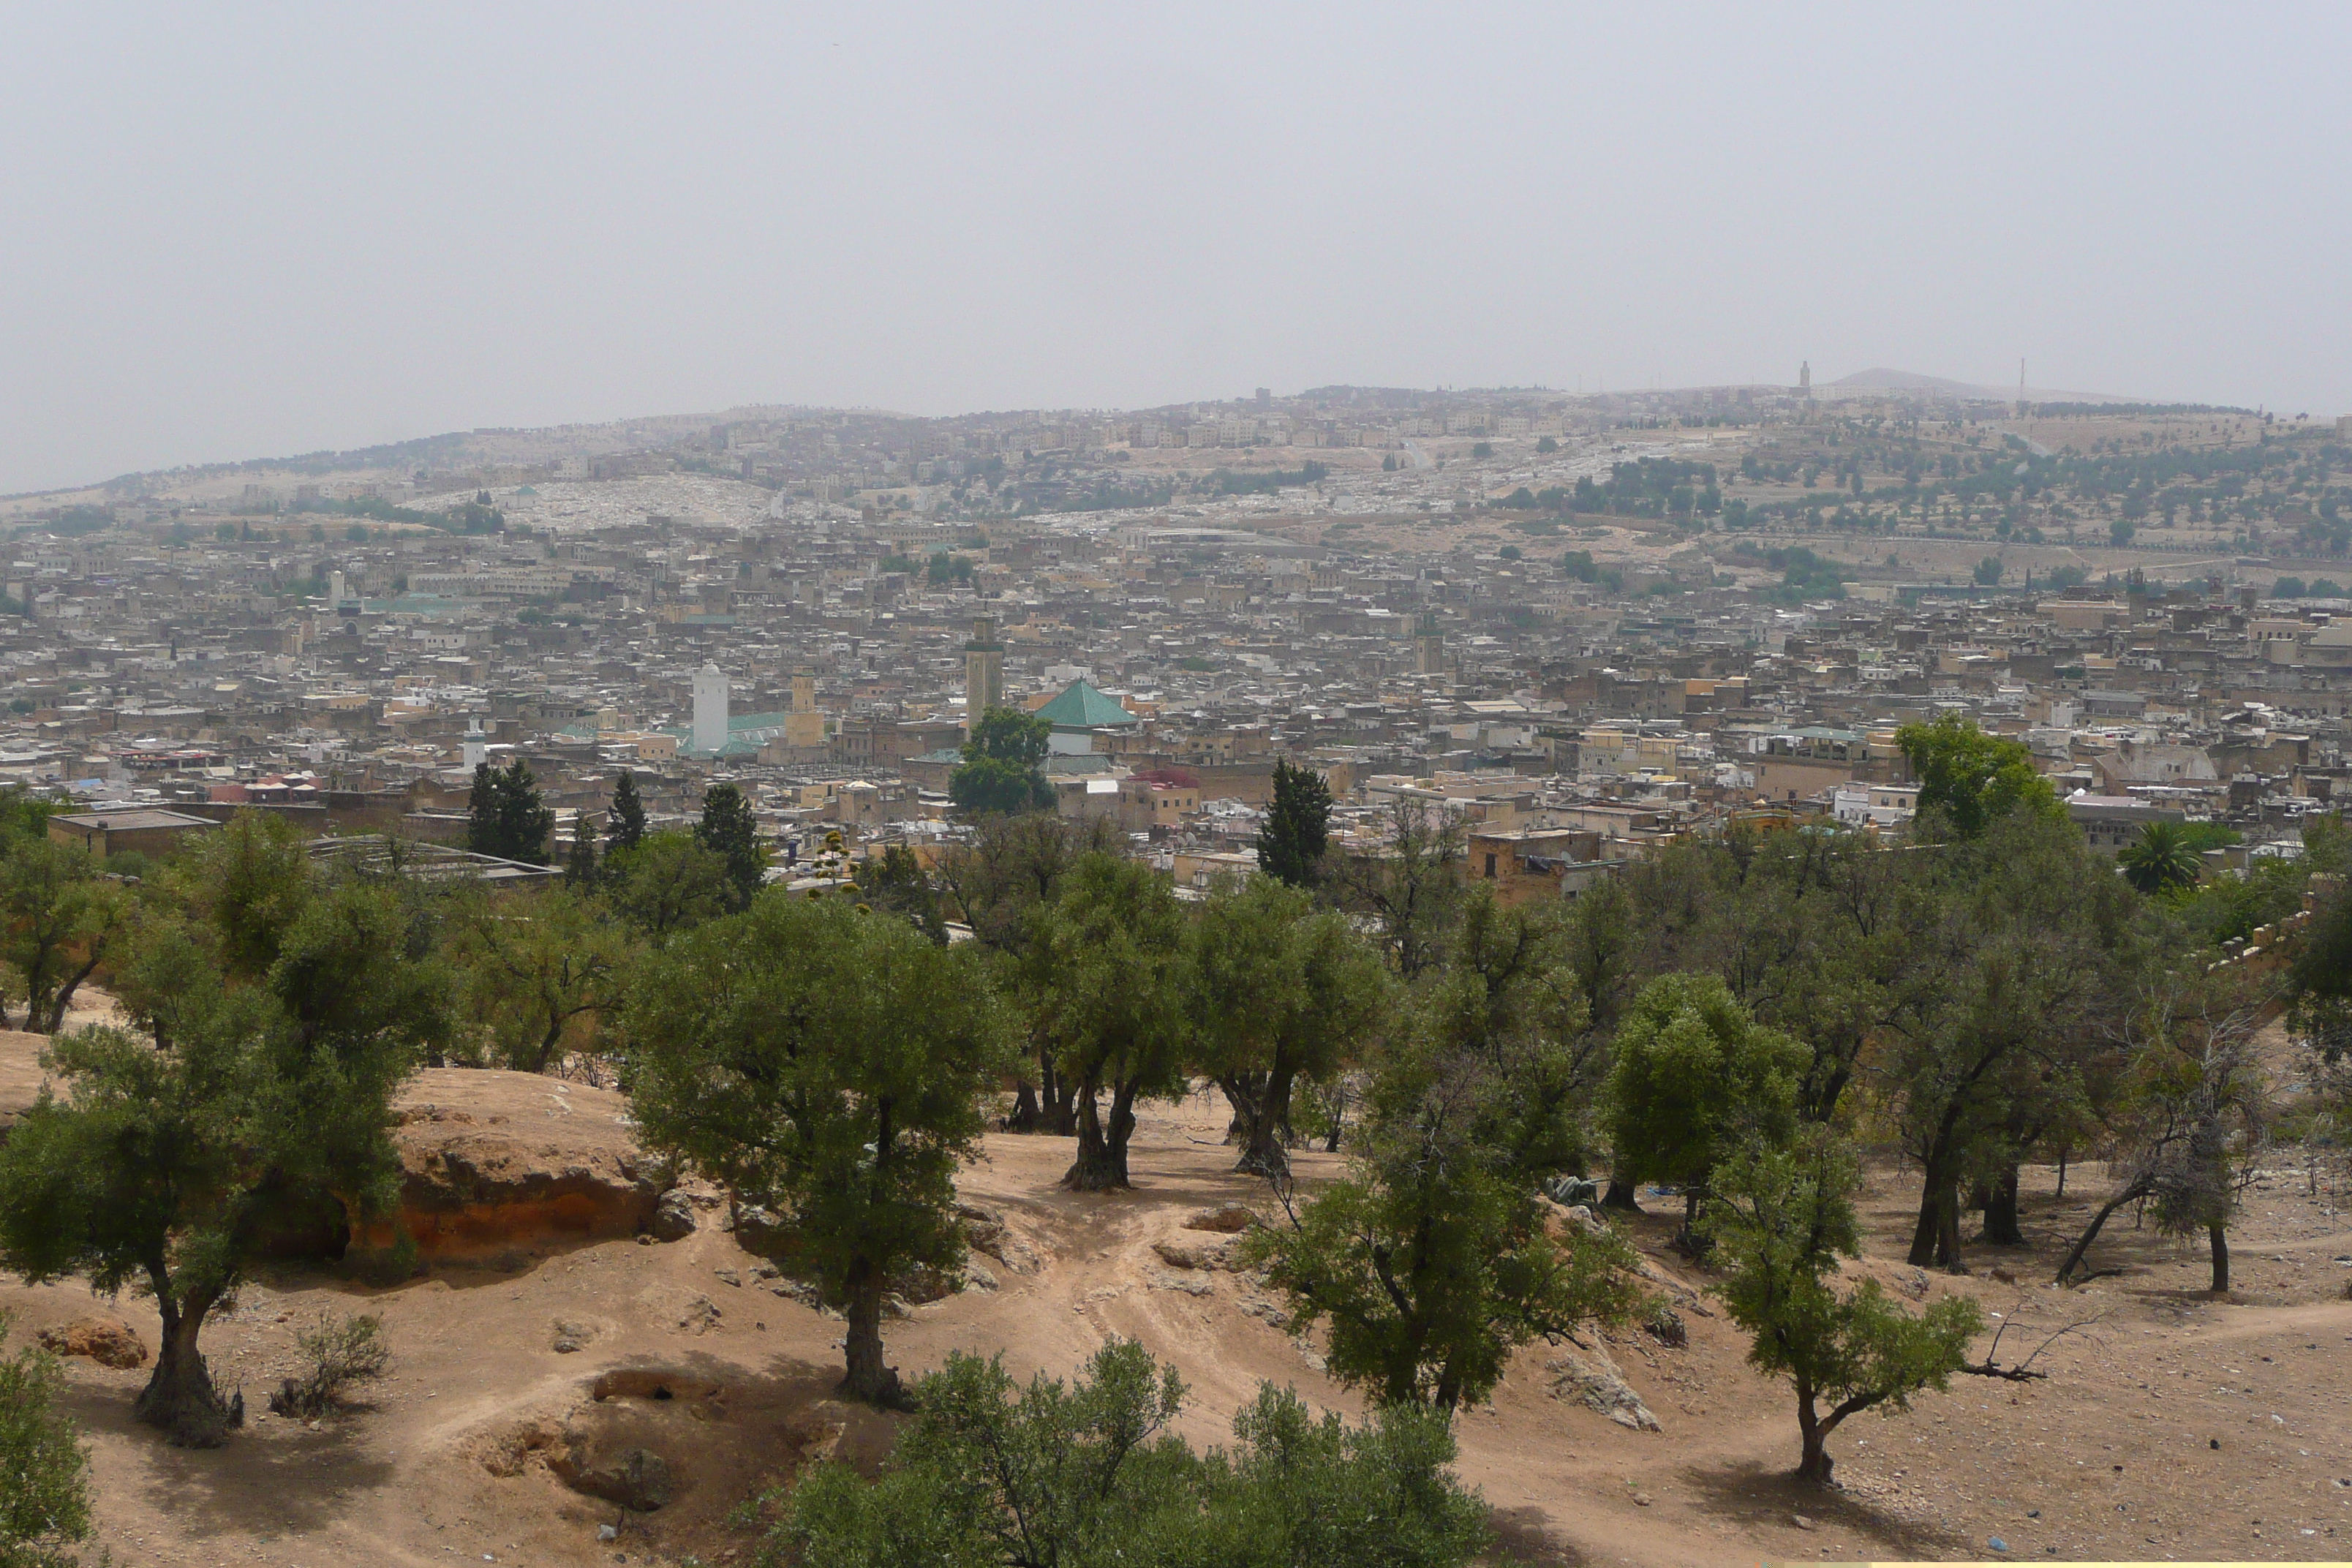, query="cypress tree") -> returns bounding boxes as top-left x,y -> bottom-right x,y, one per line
564,812 -> 599,888
696,781 -> 766,909
468,758 -> 554,864
1256,758 -> 1333,888
606,769 -> 647,855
